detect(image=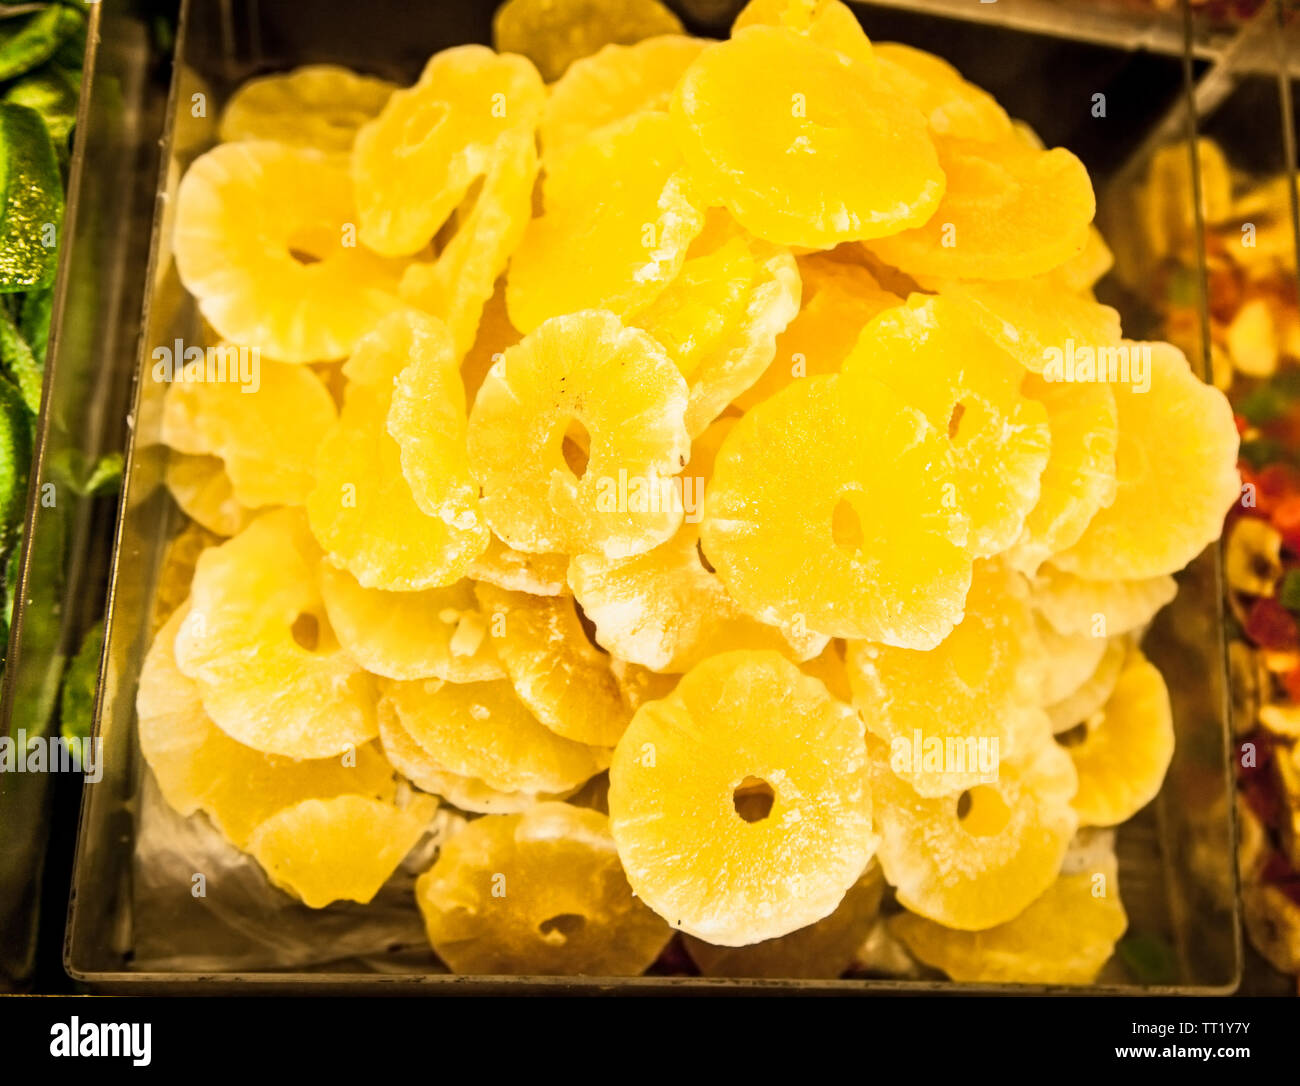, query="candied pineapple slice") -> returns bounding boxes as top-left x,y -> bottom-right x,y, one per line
1031,563 -> 1177,638
467,310 -> 690,558
218,64 -> 396,151
468,534 -> 569,596
1046,635 -> 1127,734
417,803 -> 673,974
172,508 -> 379,759
873,42 -> 1011,141
733,0 -> 876,68
493,0 -> 684,81
672,27 -> 942,248
702,374 -> 972,647
608,651 -> 876,946
165,453 -> 252,538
